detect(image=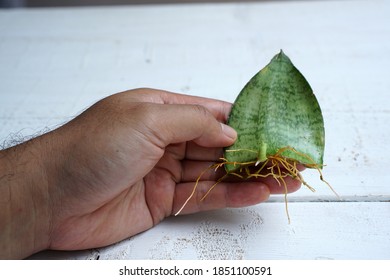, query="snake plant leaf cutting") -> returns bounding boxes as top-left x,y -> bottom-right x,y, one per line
175,50 -> 337,218
225,50 -> 324,172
